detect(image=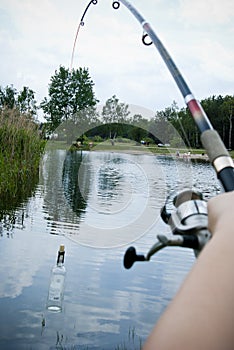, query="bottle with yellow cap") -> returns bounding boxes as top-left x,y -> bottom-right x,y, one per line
47,245 -> 66,312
